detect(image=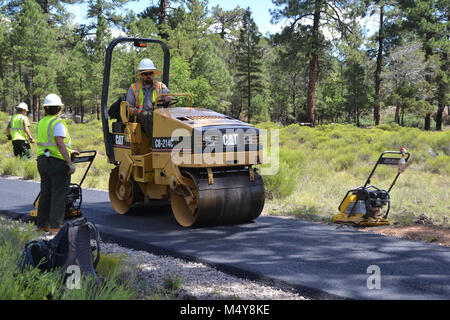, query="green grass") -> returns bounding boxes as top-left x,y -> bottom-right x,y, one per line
0,218 -> 136,300
259,122 -> 450,226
